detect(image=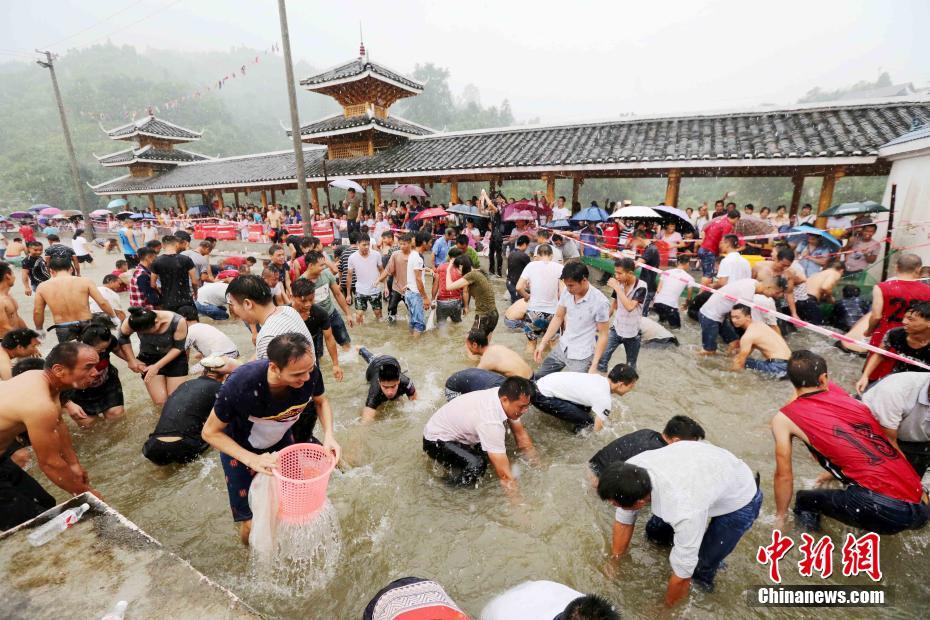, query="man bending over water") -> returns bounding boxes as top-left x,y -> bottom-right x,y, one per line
422,377 -> 535,496
358,347 -> 417,423
729,304 -> 792,379
0,342 -> 101,530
